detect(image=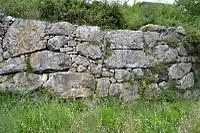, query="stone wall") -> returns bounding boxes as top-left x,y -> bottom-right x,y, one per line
0,12 -> 196,101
